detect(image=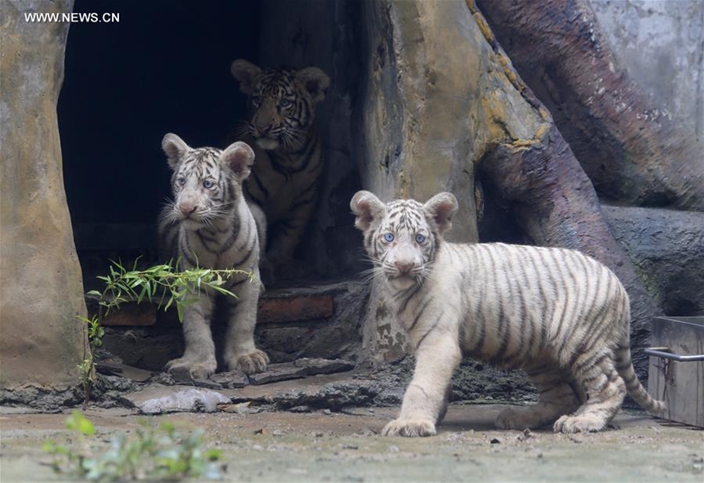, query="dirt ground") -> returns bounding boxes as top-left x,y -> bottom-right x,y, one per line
1,403 -> 702,482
